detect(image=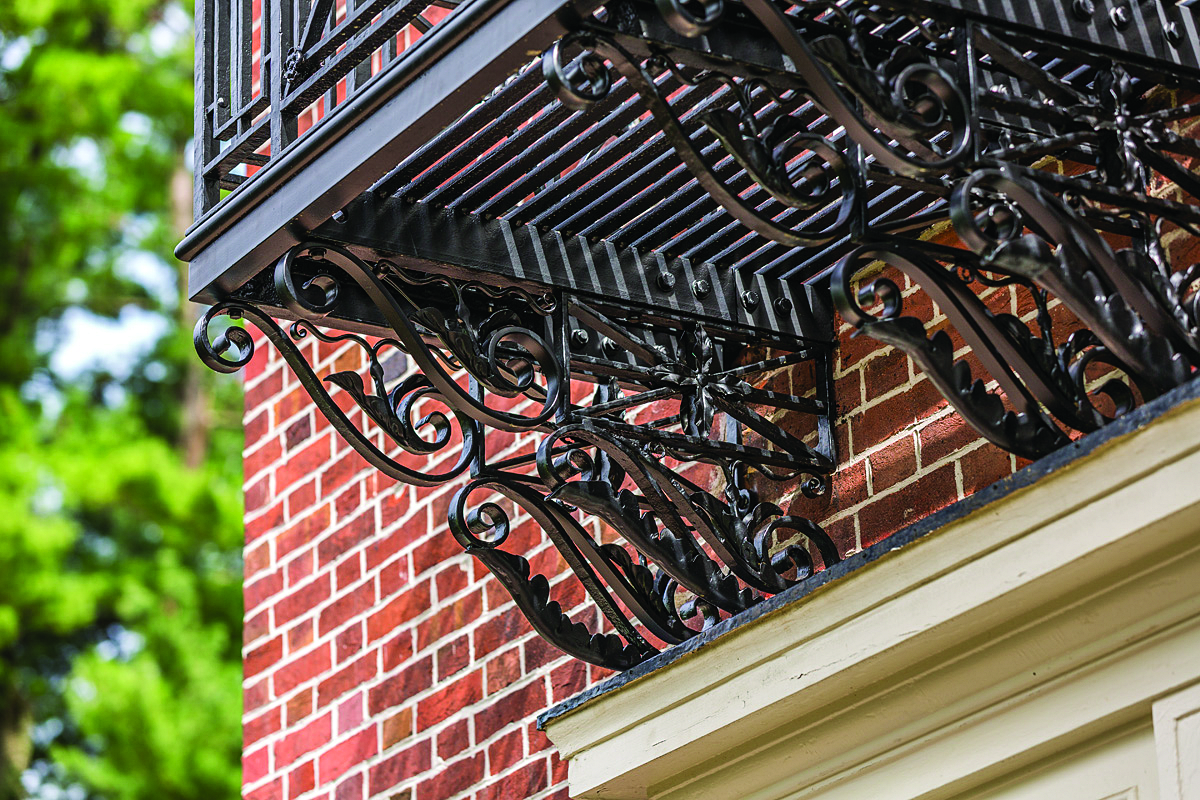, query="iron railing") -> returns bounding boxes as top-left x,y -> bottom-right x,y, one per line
192,0 -> 459,217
